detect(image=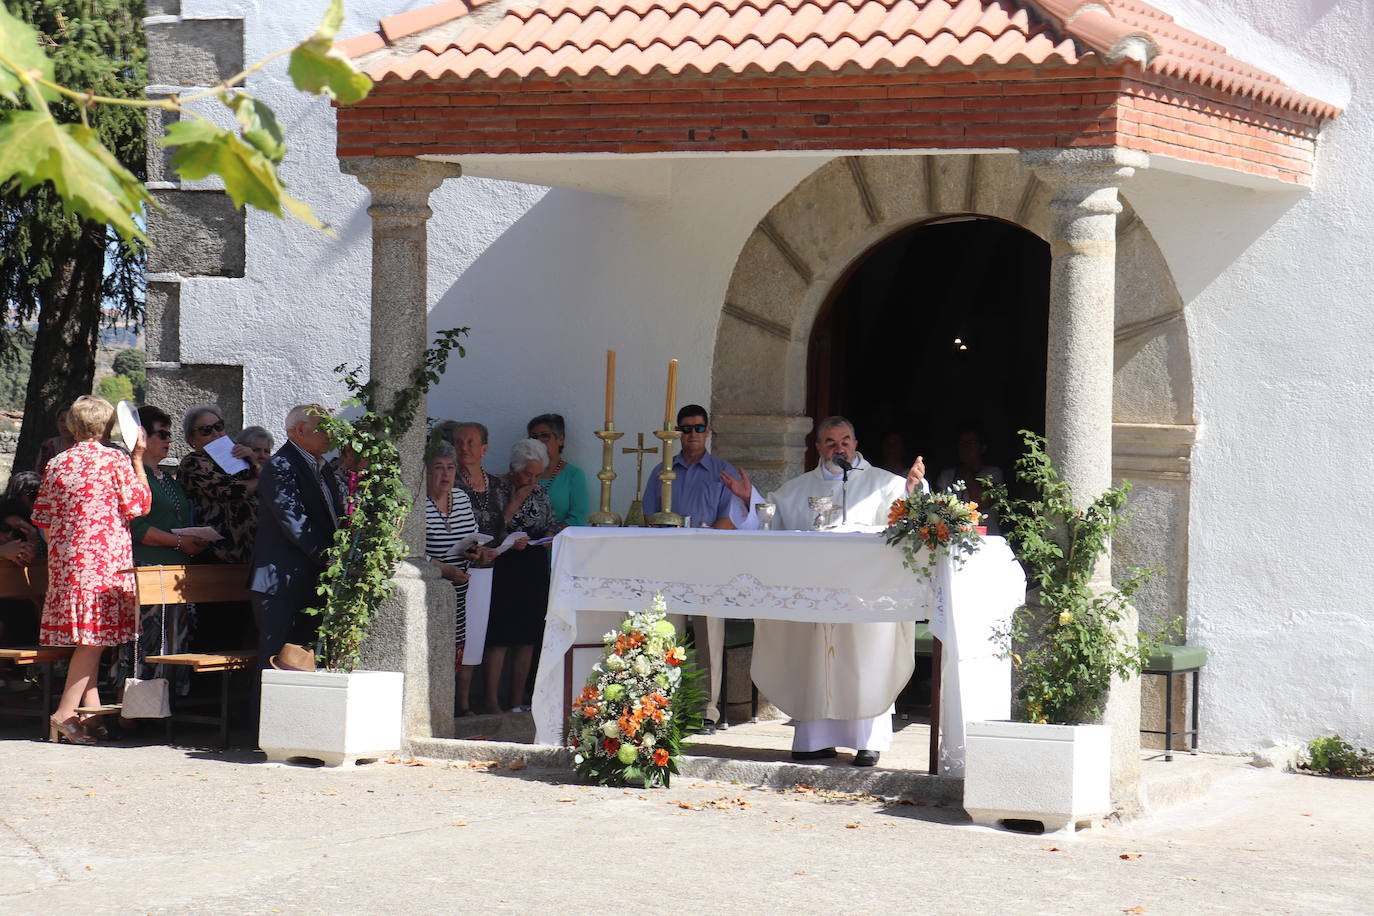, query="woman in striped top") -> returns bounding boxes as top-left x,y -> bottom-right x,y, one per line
424,442 -> 480,716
